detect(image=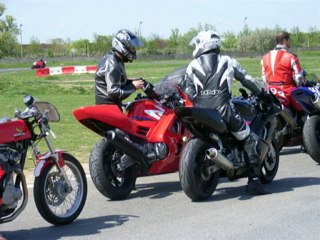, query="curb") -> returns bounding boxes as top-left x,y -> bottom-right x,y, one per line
36,66 -> 97,77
